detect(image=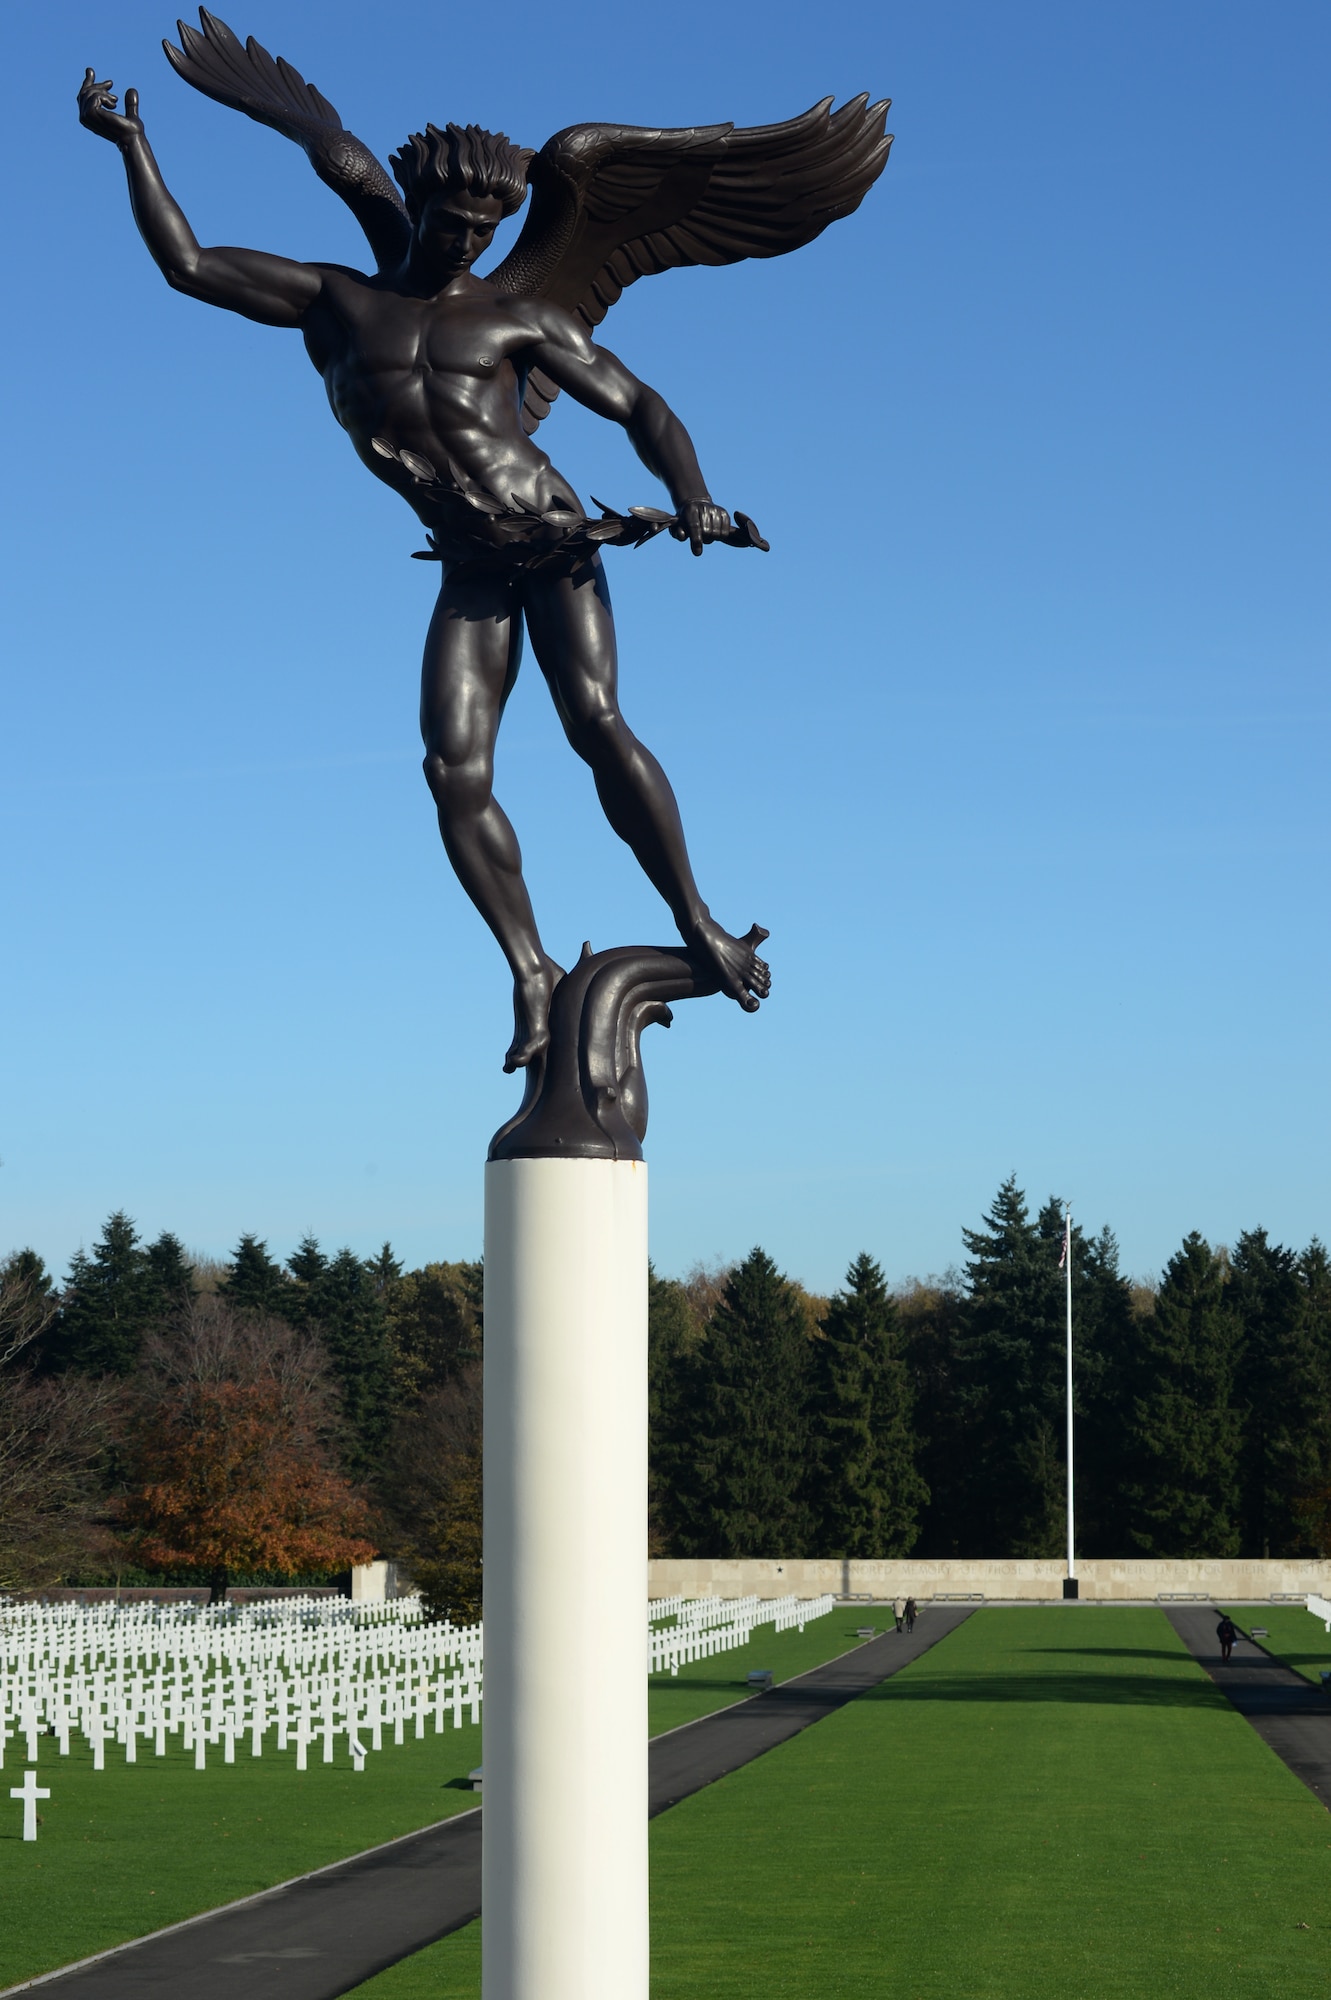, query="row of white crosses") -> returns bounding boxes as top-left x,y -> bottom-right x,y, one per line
0,1594 -> 482,1795
773,1592 -> 836,1633
3,1588 -> 839,1835
646,1593 -> 835,1675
